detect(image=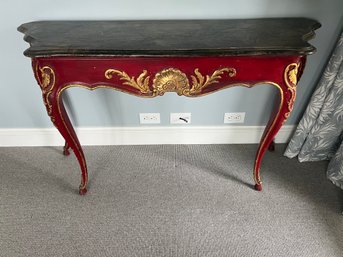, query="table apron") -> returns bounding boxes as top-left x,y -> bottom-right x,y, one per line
32,56 -> 305,97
